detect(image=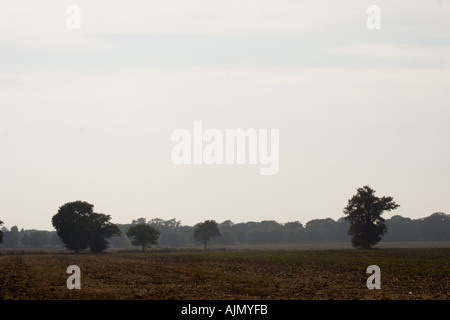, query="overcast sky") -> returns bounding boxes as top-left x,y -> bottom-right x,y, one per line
1,0 -> 449,230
